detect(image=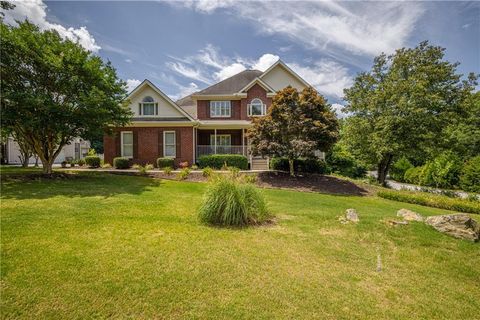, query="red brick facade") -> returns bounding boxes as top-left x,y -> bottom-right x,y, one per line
196,84 -> 272,121
104,126 -> 194,167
